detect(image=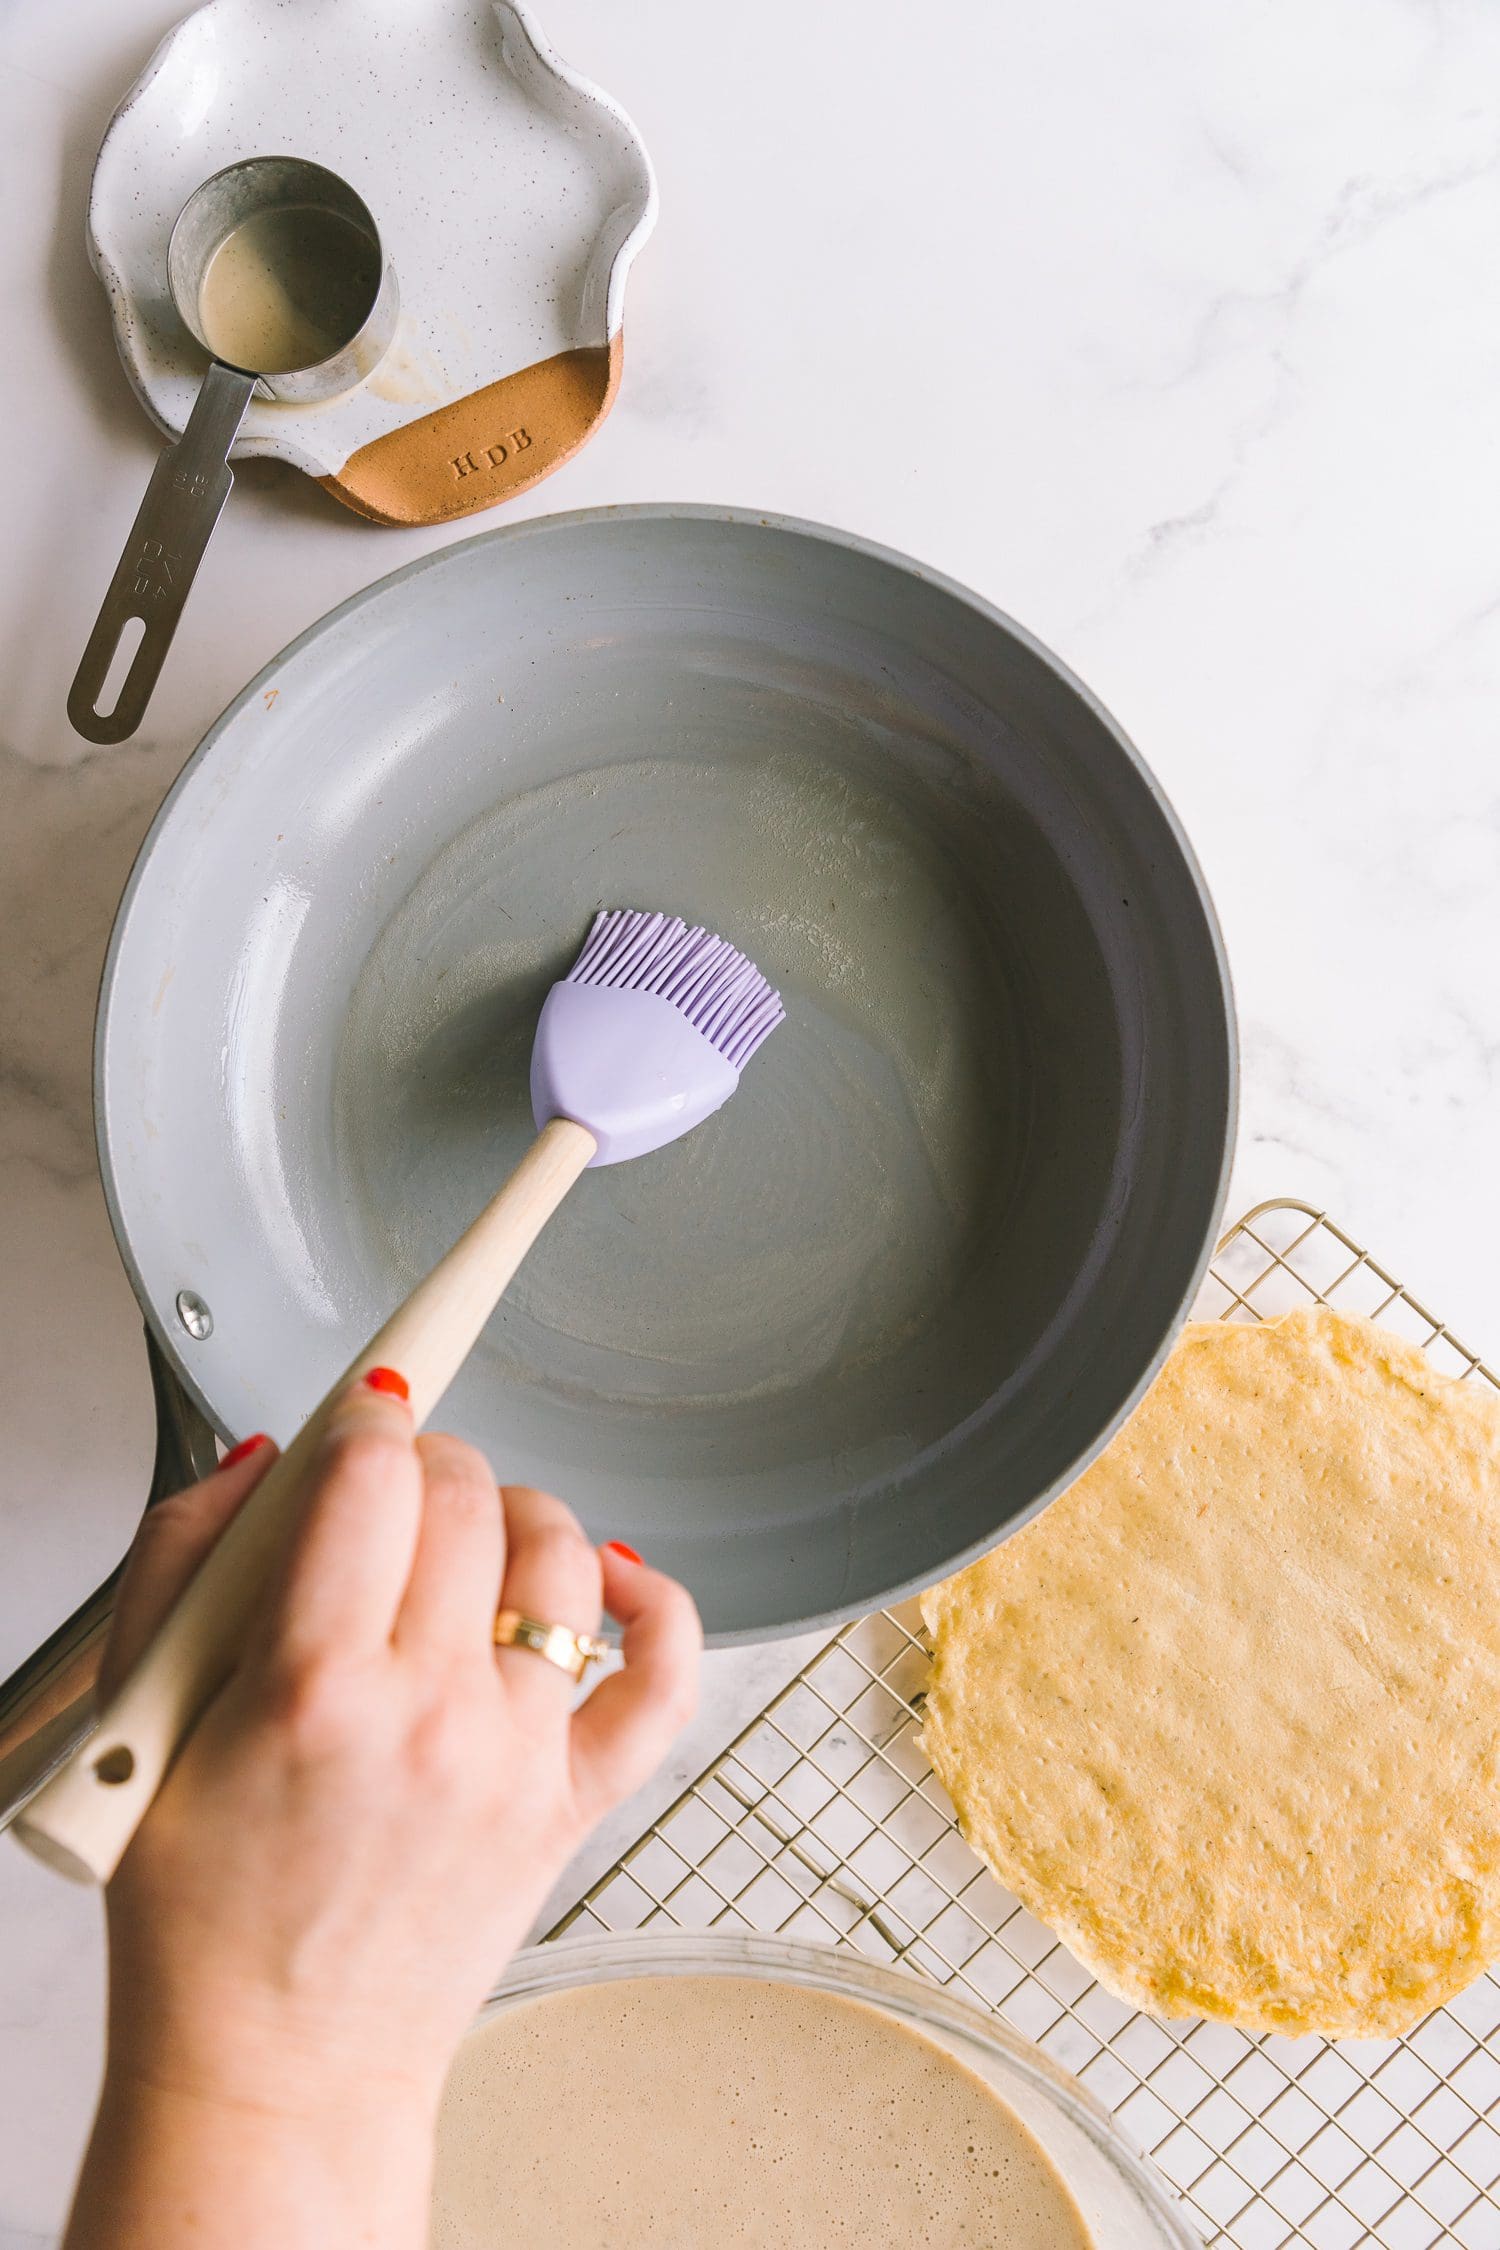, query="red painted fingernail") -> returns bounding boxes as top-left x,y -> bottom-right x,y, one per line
222,1433 -> 271,1469
604,1540 -> 643,1565
363,1367 -> 410,1401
